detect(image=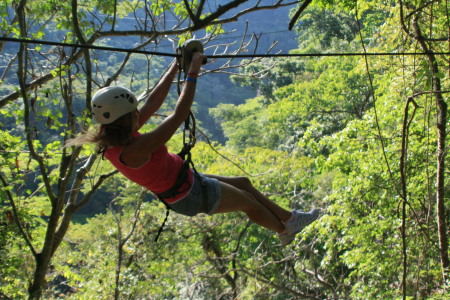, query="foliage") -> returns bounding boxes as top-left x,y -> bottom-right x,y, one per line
293,6 -> 361,50
215,55 -> 375,153
1,0 -> 449,299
